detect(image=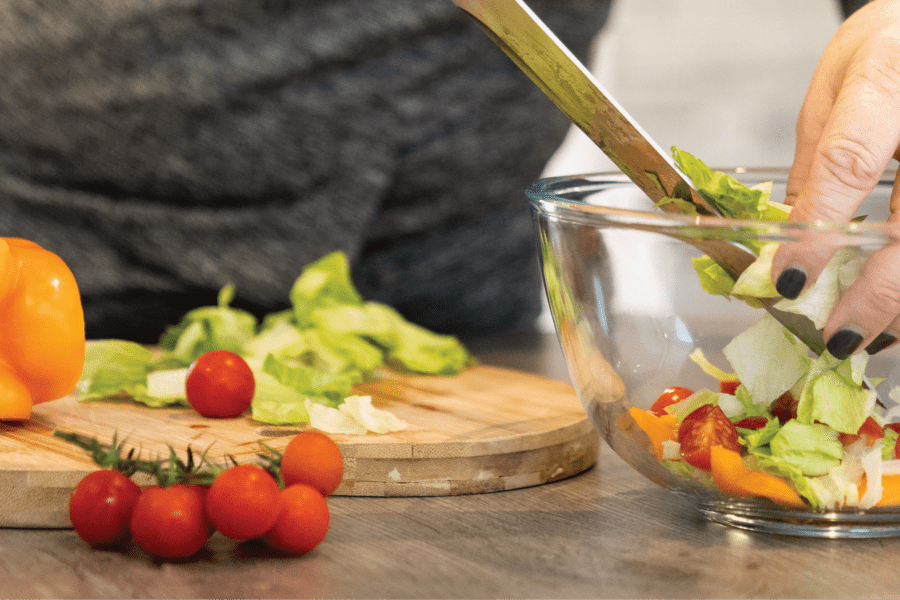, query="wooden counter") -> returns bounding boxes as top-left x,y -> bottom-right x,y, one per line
2,329 -> 900,599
